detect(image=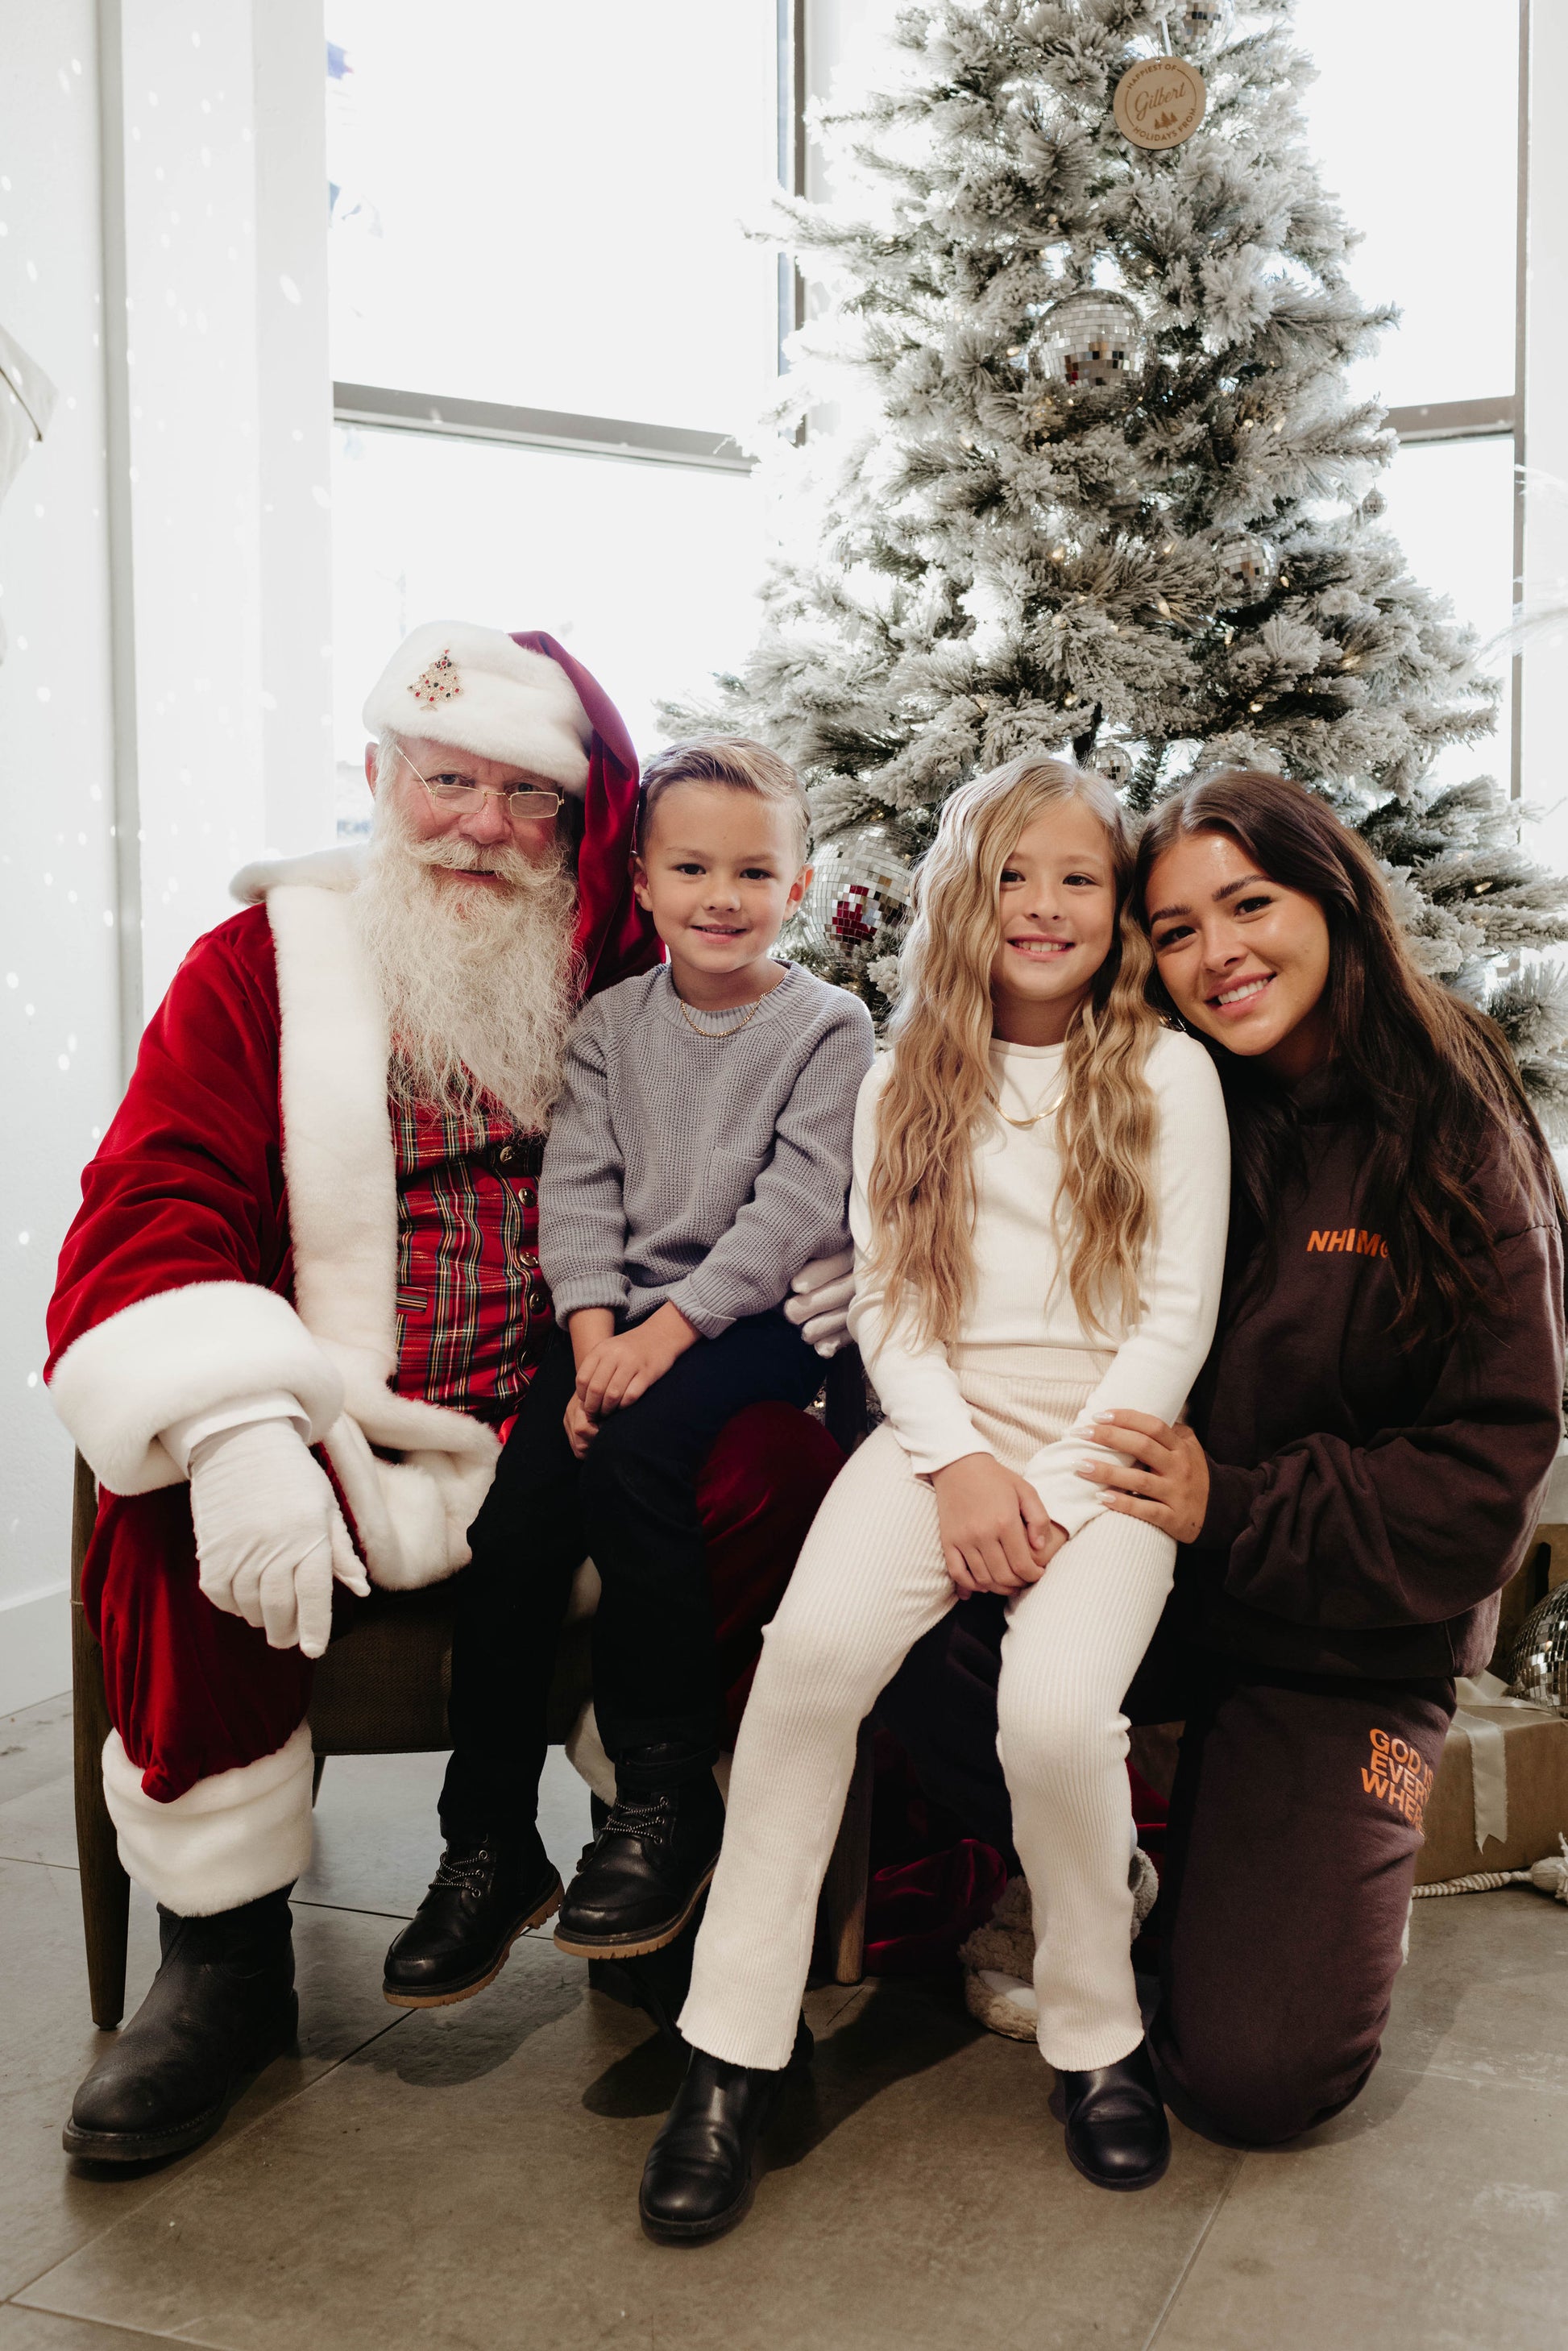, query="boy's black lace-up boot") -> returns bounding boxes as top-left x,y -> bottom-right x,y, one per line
382,1826 -> 562,2007
554,1742 -> 724,1959
639,2017 -> 814,2243
64,1887 -> 297,2163
1052,2037 -> 1171,2191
